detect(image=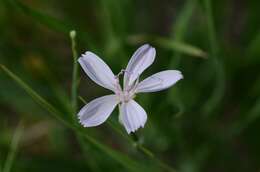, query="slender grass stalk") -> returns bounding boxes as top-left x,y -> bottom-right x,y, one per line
0,65 -> 69,127
130,134 -> 177,172
204,0 -> 218,56
3,123 -> 24,172
202,0 -> 225,115
171,0 -> 196,65
0,64 -> 149,171
70,31 -> 103,171
75,135 -> 102,172
172,0 -> 196,41
6,0 -> 97,49
6,0 -> 71,33
41,68 -> 73,120
70,30 -> 79,116
168,0 -> 197,118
